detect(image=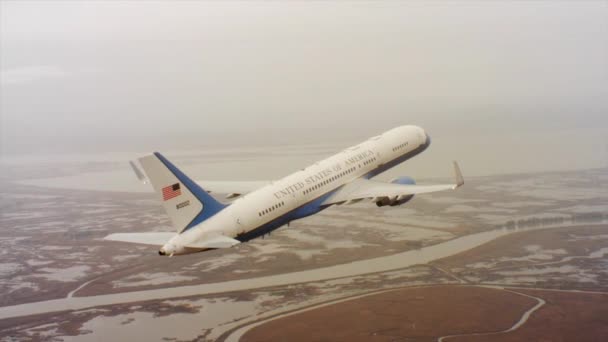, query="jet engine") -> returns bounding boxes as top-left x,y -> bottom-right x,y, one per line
376,176 -> 416,207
